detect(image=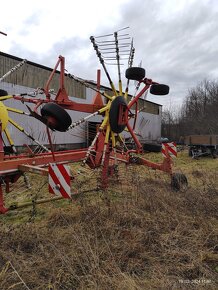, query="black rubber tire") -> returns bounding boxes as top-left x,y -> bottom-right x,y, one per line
0,89 -> 8,97
125,67 -> 146,81
171,173 -> 188,192
109,96 -> 127,133
150,84 -> 169,95
41,103 -> 72,132
143,143 -> 161,152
